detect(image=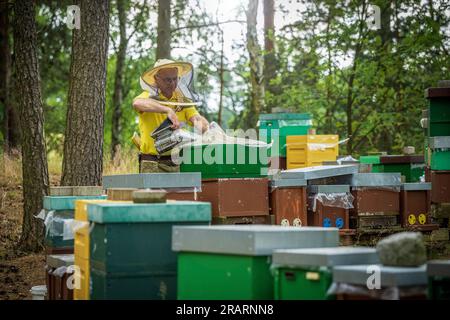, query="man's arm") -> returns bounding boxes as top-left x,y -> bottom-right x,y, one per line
133,98 -> 180,129
189,114 -> 209,134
